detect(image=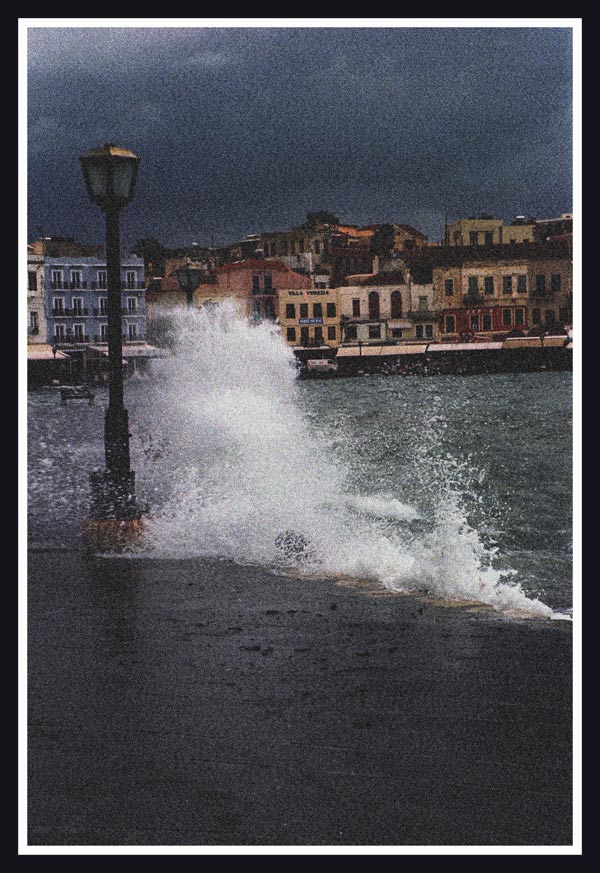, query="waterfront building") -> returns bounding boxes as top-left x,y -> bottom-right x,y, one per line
447,216 -> 504,247
279,287 -> 340,348
27,246 -> 47,346
44,255 -> 148,379
214,256 -> 312,322
432,240 -> 572,339
338,273 -> 412,345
